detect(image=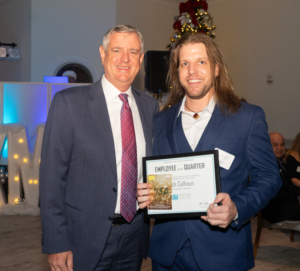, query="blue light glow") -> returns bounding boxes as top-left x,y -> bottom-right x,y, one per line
44,76 -> 68,83
2,84 -> 48,160
2,139 -> 7,160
